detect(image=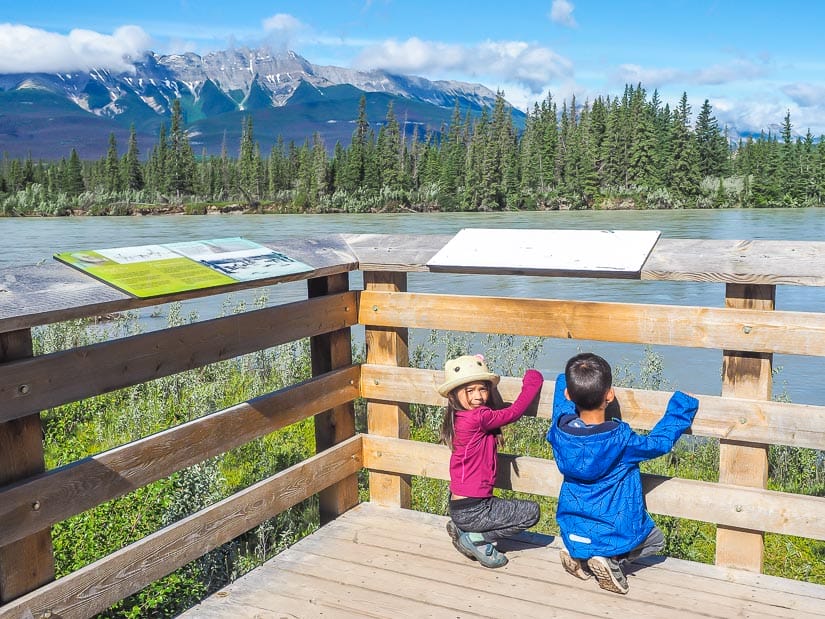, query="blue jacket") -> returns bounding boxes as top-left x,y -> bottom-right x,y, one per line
546,374 -> 698,559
